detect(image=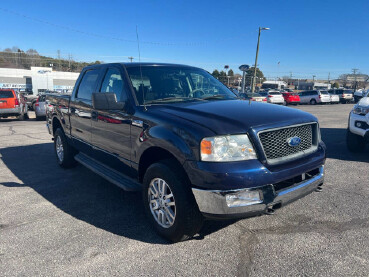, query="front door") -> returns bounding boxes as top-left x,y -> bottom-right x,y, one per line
91,66 -> 133,174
